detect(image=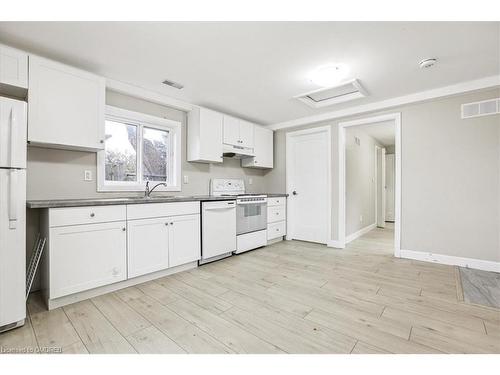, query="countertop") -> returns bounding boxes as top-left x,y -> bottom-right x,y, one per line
26,193 -> 288,209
